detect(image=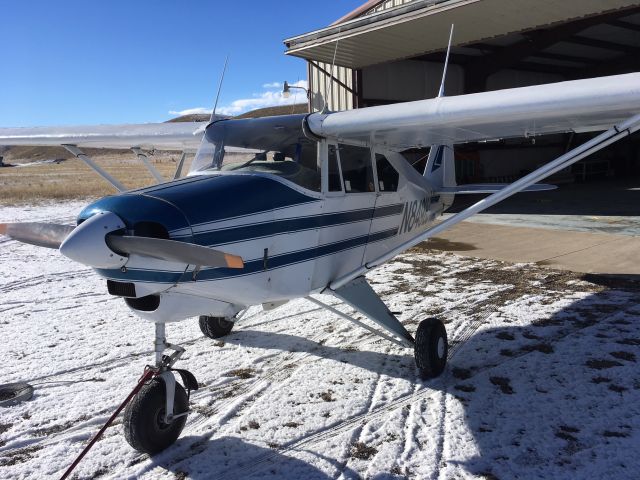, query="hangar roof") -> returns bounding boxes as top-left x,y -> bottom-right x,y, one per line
284,0 -> 640,69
